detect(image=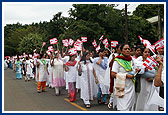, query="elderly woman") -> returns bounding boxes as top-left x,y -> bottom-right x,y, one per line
78,52 -> 98,108
111,44 -> 136,111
